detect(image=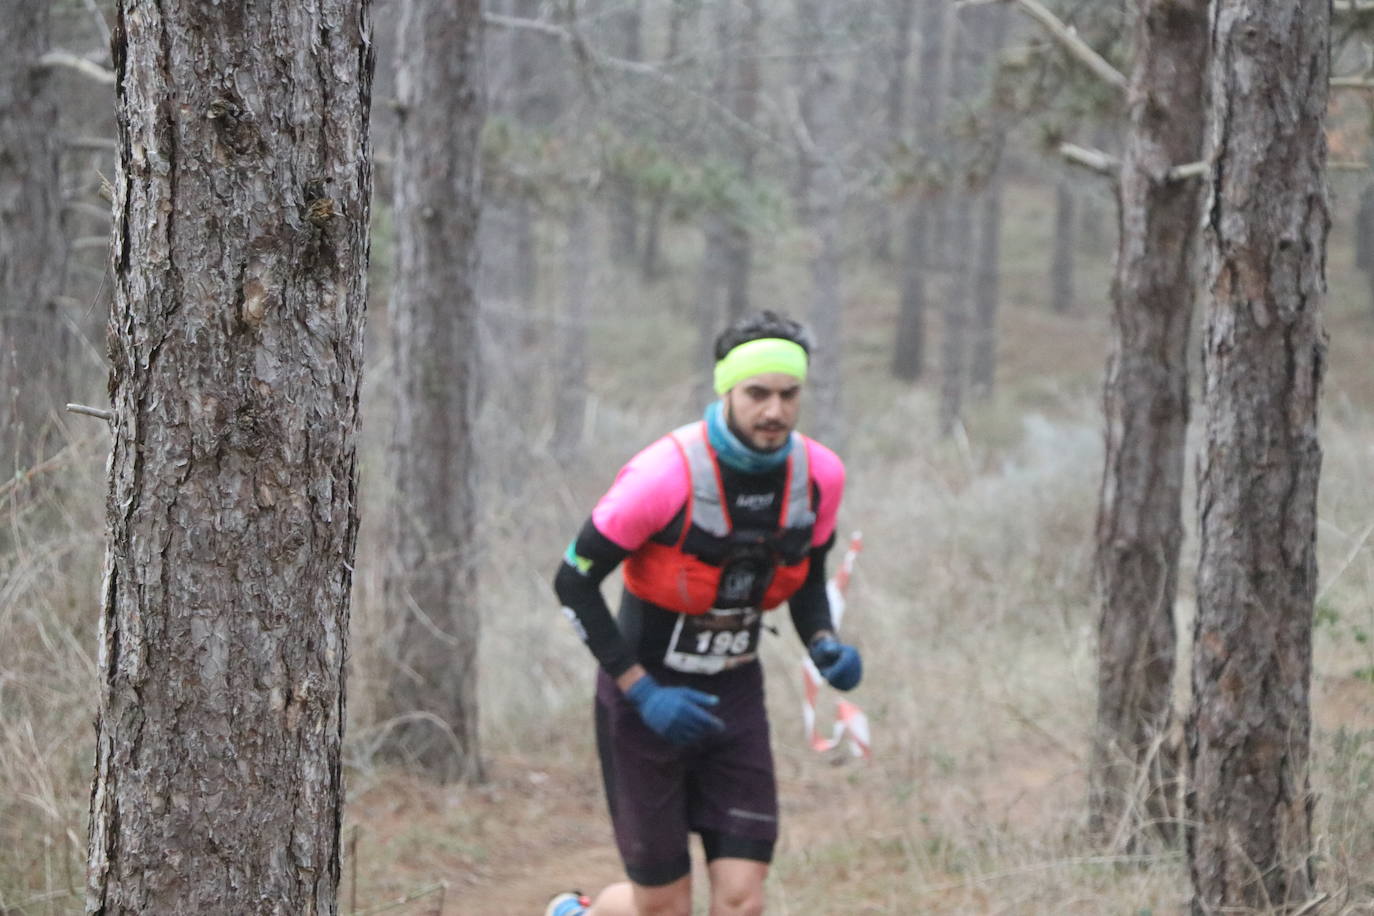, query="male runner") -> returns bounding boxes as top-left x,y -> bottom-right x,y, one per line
547,311 -> 863,916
